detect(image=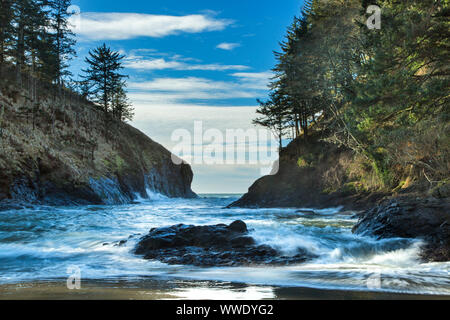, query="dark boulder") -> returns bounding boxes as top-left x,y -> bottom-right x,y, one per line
353,197 -> 450,262
135,220 -> 316,267
228,220 -> 248,233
